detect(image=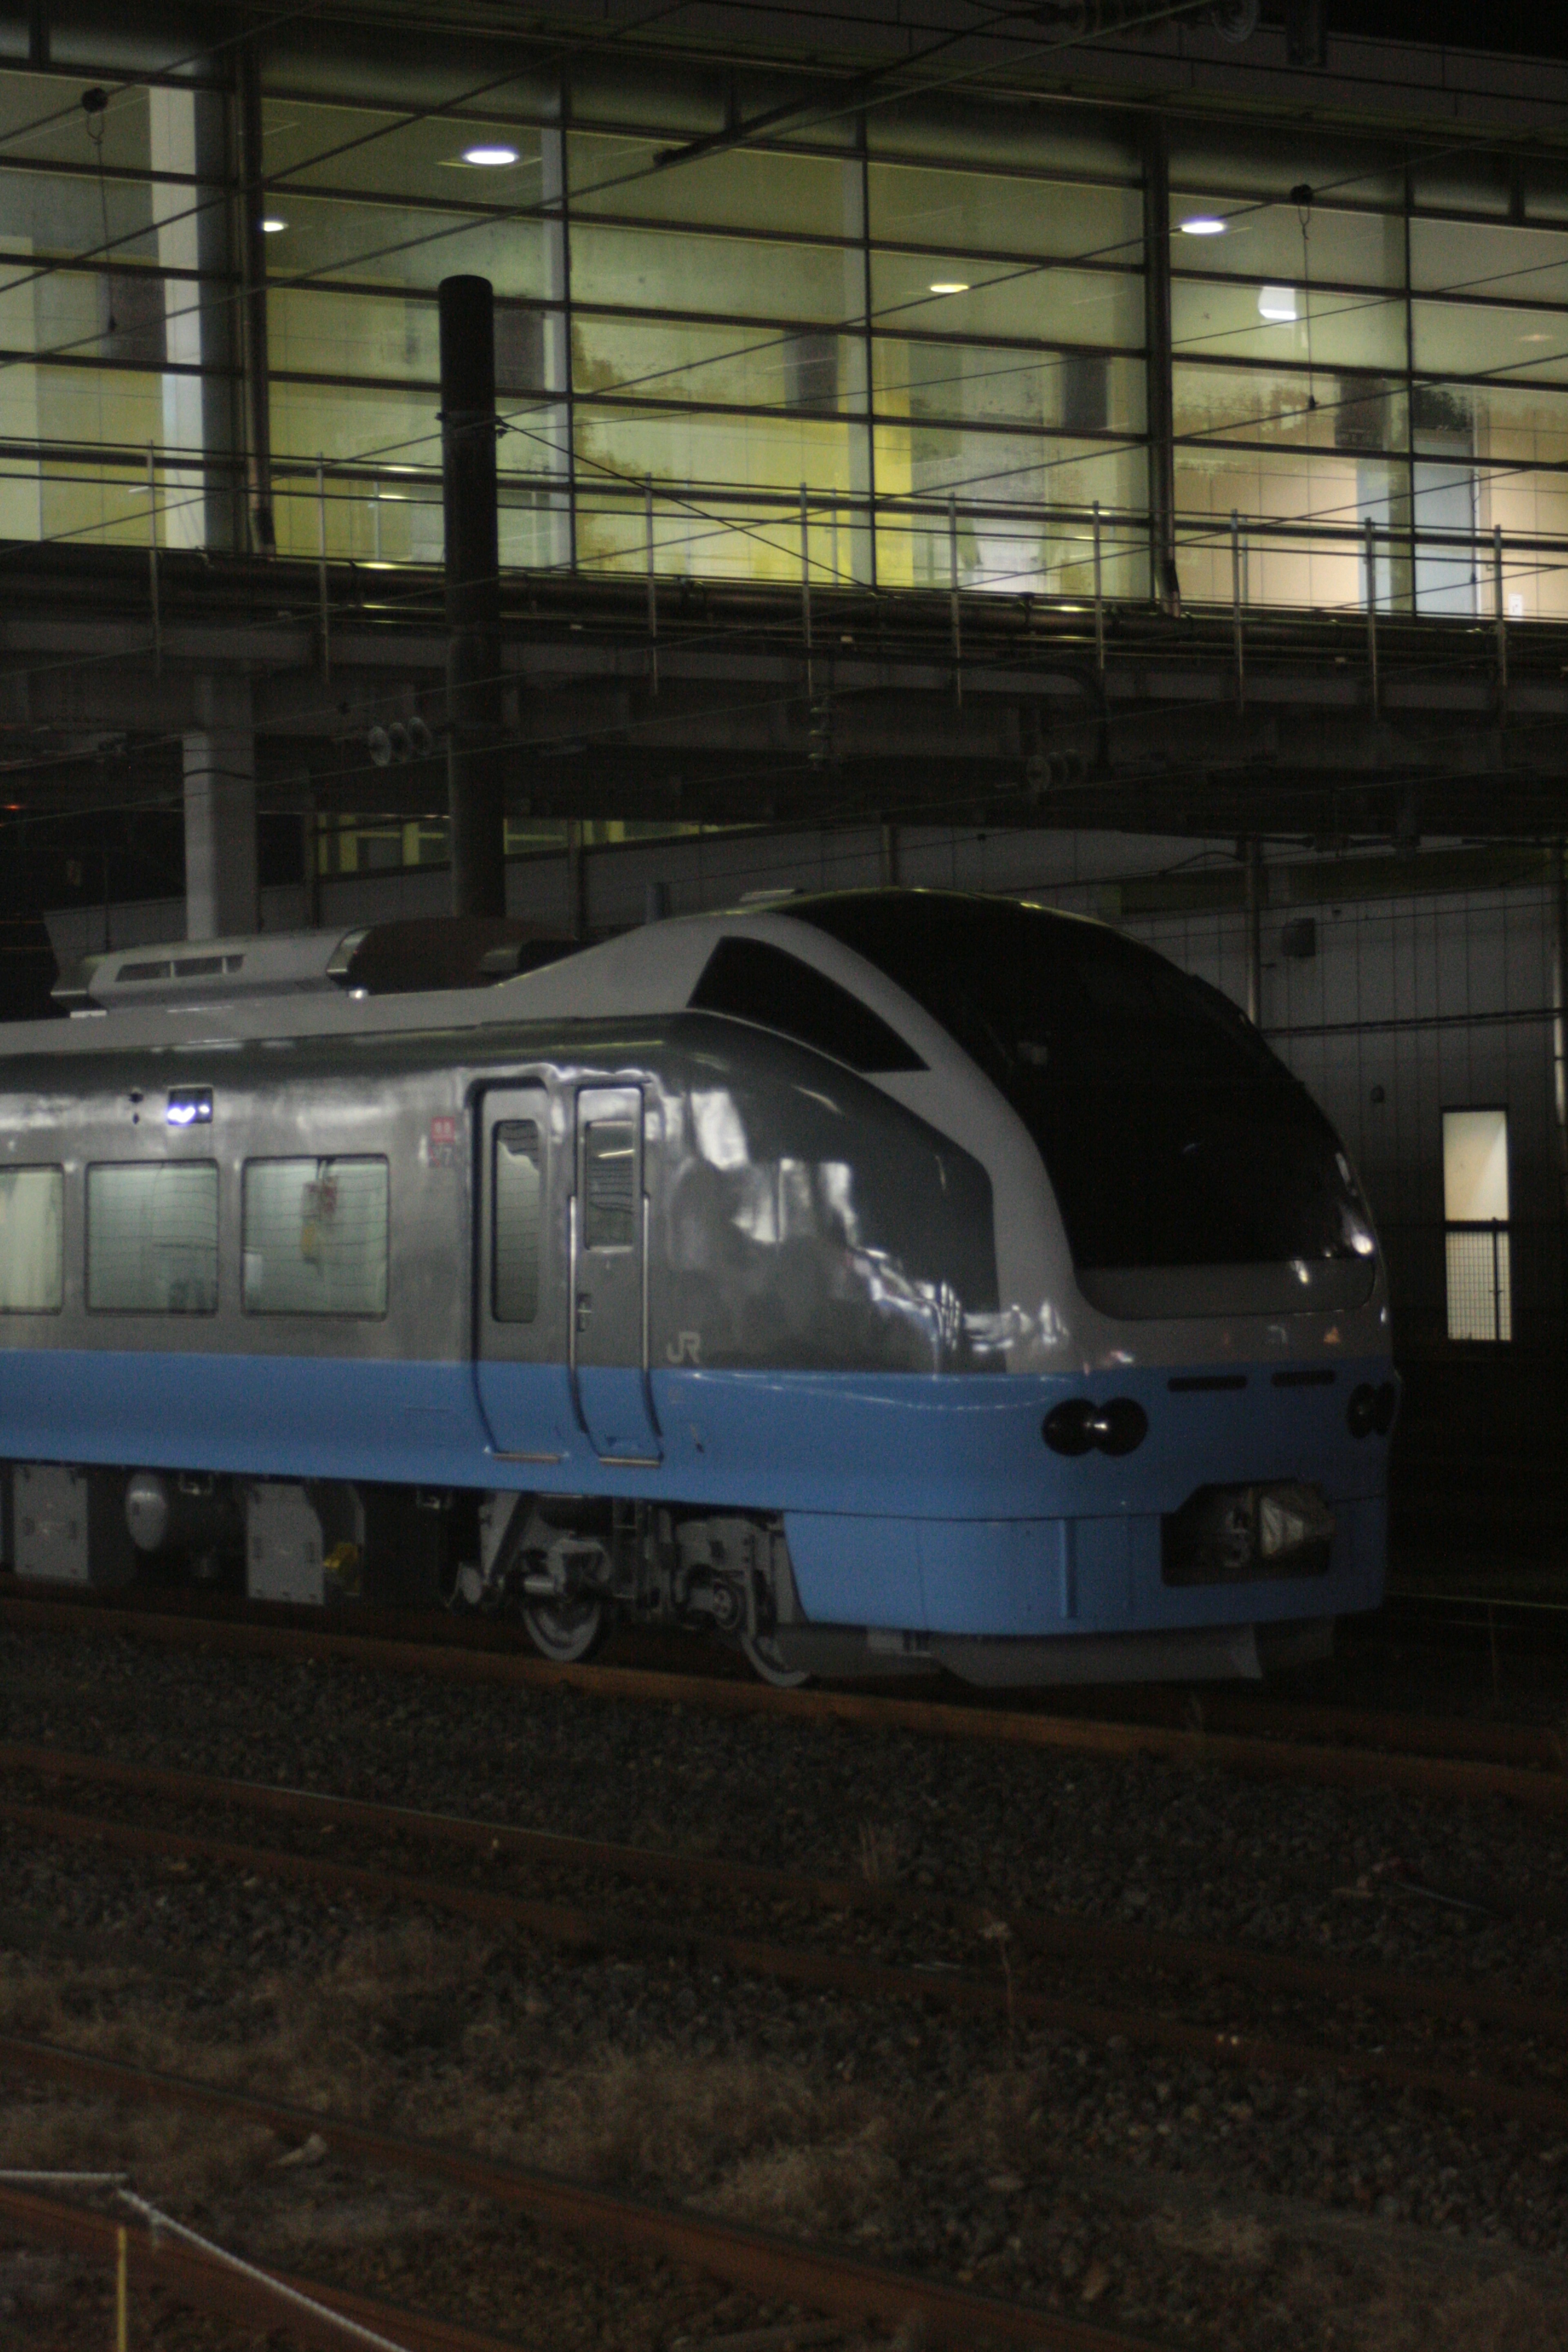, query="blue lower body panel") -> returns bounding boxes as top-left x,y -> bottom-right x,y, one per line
783,1494 -> 1385,1637
0,1347 -> 1391,1638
